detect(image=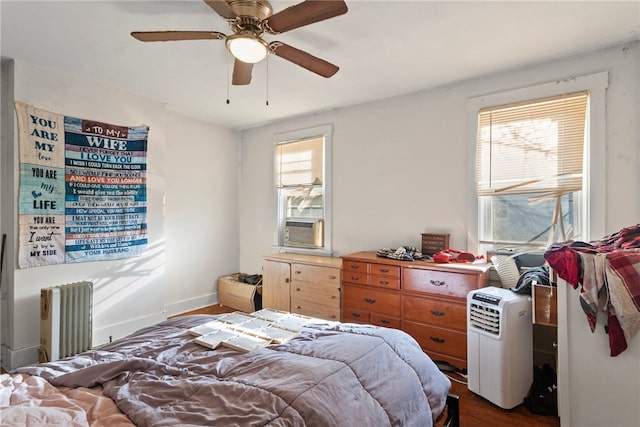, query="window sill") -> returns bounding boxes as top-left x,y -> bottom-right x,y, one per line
272,245 -> 333,257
